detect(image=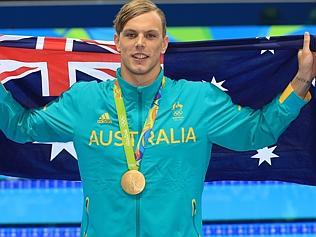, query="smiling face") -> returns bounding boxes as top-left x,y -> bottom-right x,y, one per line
114,11 -> 169,85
